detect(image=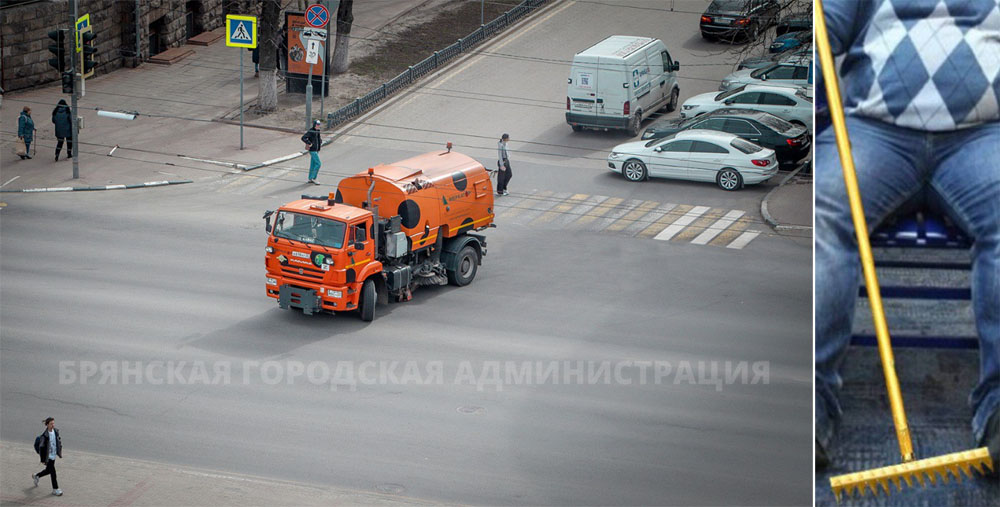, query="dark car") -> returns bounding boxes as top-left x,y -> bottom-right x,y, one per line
775,15 -> 811,36
770,30 -> 811,53
701,0 -> 780,43
641,108 -> 810,169
738,46 -> 810,70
